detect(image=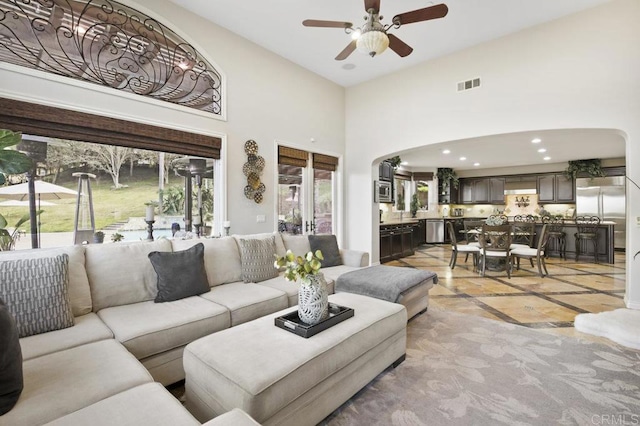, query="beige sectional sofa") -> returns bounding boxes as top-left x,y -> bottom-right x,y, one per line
0,232 -> 368,425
